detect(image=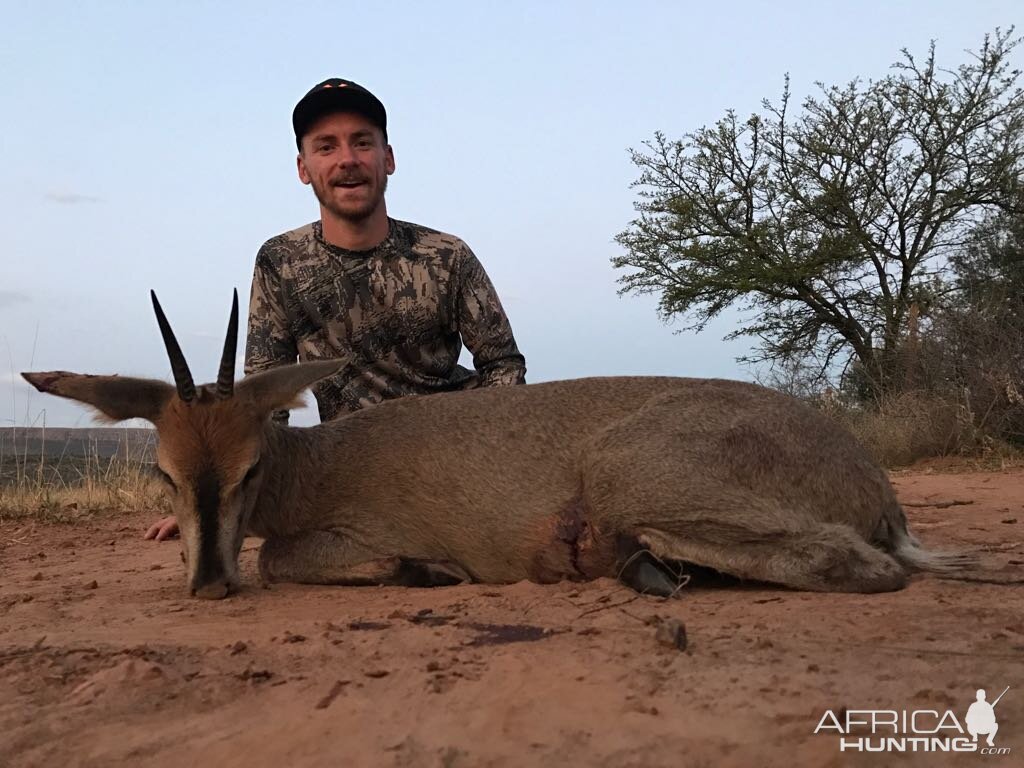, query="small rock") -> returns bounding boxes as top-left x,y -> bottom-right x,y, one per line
364,669 -> 389,678
84,580 -> 98,590
238,667 -> 273,683
30,572 -> 43,581
230,641 -> 248,655
282,632 -> 306,644
1001,518 -> 1018,524
347,621 -> 390,631
149,564 -> 163,571
654,618 -> 687,651
427,676 -> 453,694
314,680 -> 349,709
426,660 -> 442,672
807,663 -> 820,672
